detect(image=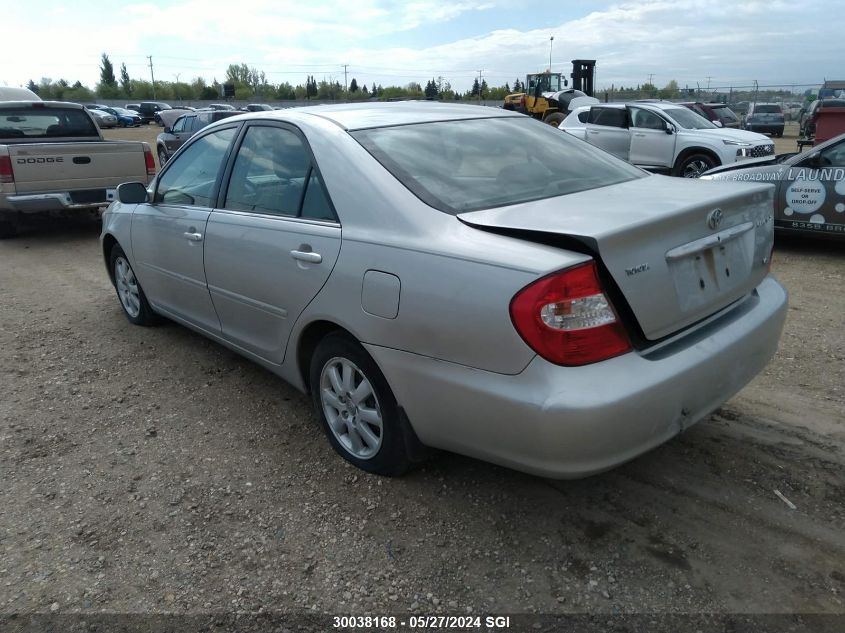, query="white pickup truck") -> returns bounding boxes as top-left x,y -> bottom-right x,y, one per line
559,101 -> 775,178
0,99 -> 155,237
